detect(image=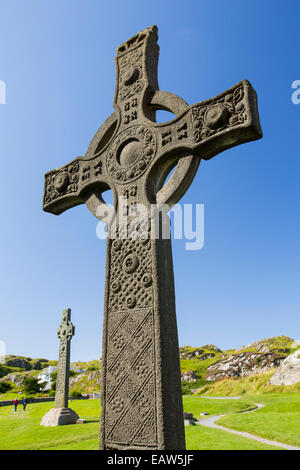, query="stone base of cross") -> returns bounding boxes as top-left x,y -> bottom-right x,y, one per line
40,407 -> 79,427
